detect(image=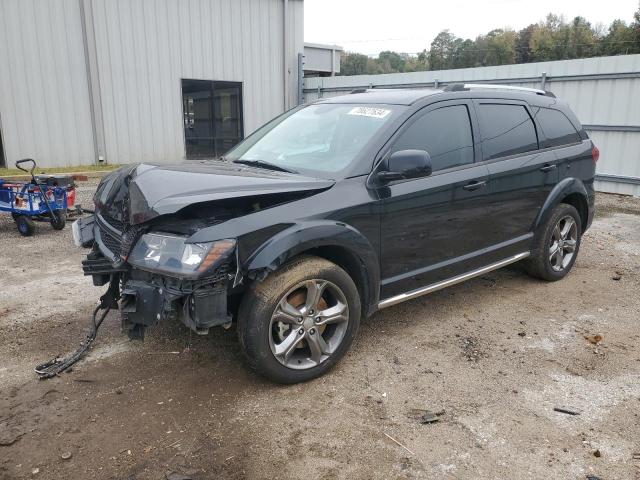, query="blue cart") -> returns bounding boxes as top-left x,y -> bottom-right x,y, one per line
0,159 -> 67,236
